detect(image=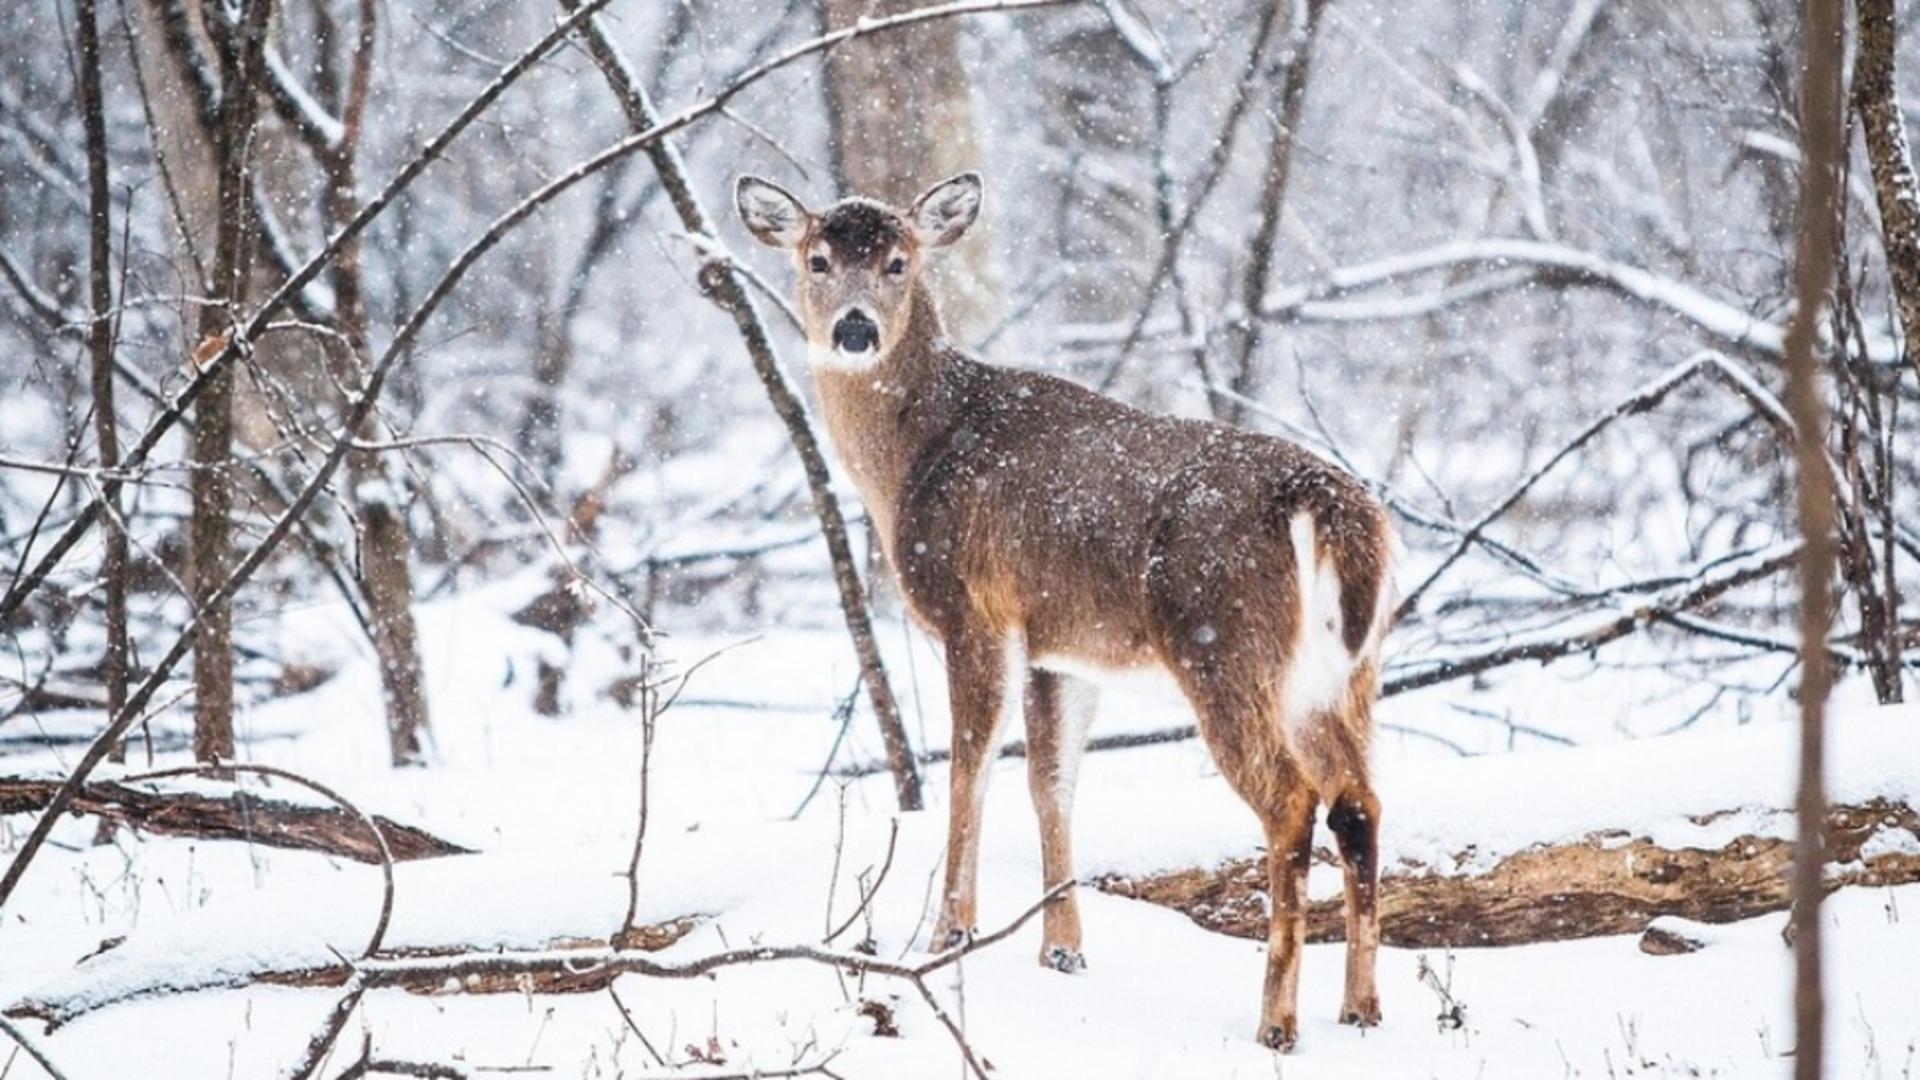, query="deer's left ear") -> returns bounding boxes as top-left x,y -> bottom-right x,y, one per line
911,172 -> 983,248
